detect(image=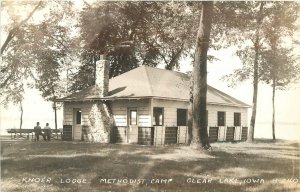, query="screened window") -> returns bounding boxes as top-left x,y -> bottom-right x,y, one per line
153,107 -> 163,126
234,112 -> 241,126
129,110 -> 137,125
76,110 -> 81,124
177,109 -> 187,126
218,111 -> 226,126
